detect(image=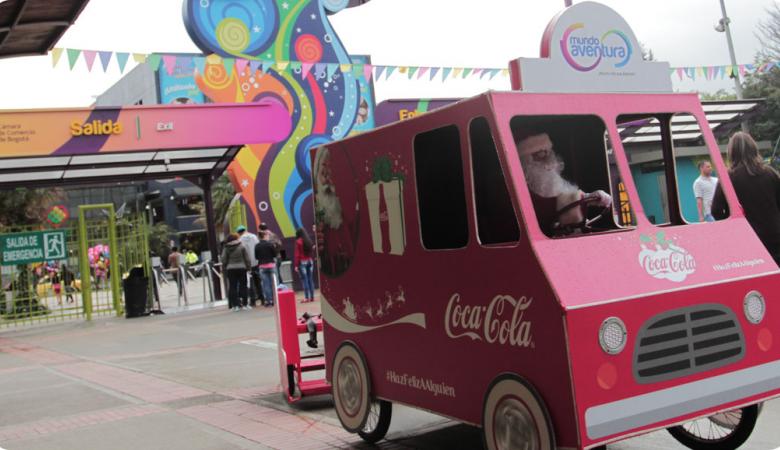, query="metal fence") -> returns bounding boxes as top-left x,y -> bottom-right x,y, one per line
0,205 -> 150,328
